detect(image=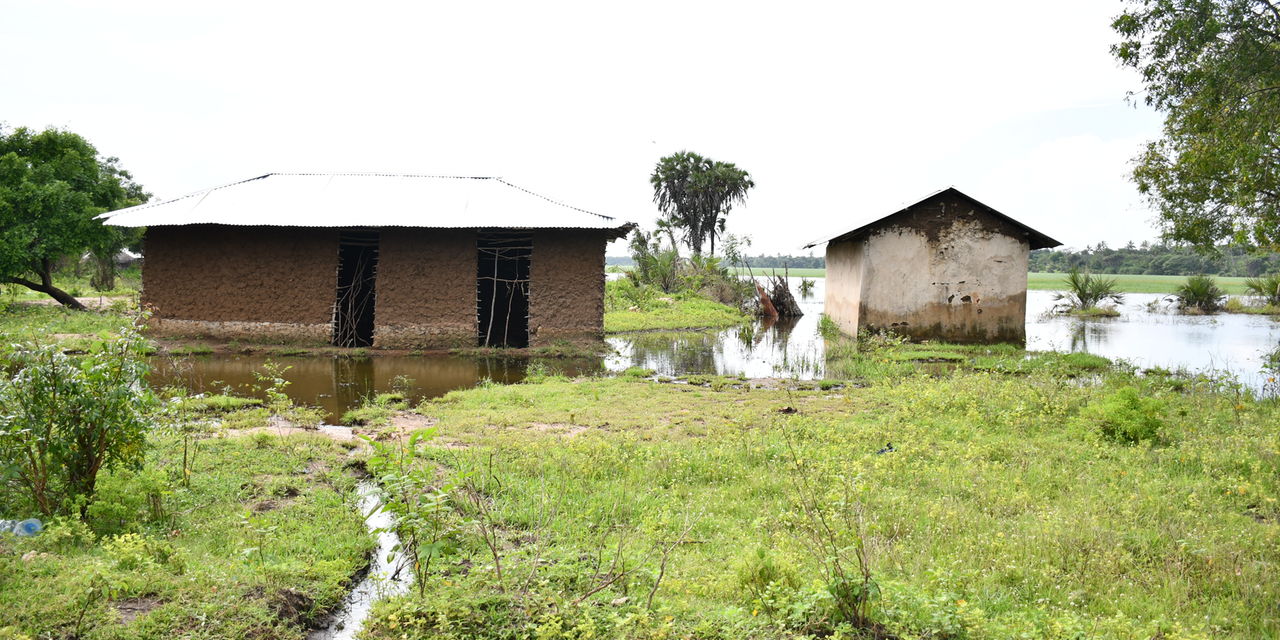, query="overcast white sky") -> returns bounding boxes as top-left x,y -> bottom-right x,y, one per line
2,0 -> 1164,255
